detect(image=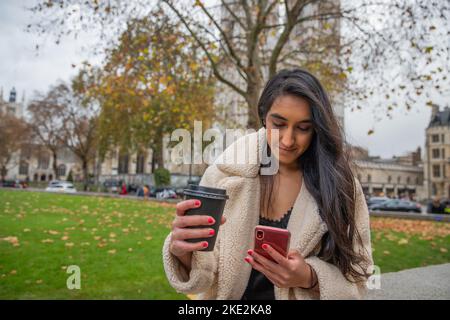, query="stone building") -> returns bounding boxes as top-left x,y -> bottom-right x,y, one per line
424,105 -> 450,199
350,146 -> 425,200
